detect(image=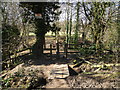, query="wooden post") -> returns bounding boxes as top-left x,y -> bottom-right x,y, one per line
29,47 -> 32,53
64,43 -> 68,58
56,43 -> 59,59
50,44 -> 52,59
